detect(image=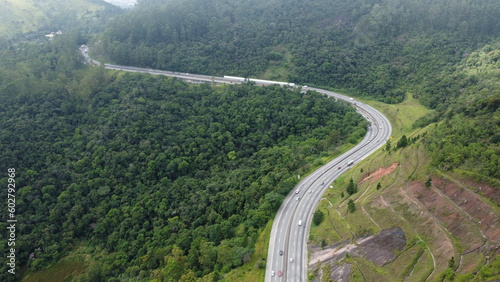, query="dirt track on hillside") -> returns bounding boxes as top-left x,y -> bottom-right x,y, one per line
361,163 -> 399,183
